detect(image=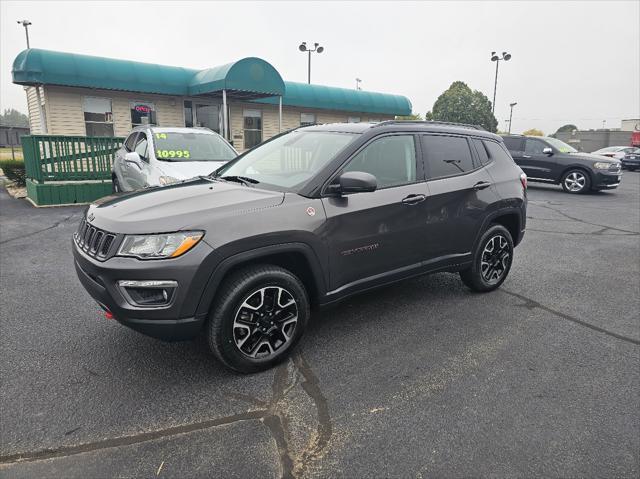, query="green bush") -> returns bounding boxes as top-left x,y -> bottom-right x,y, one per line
0,159 -> 26,187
